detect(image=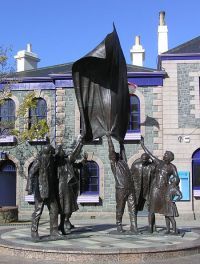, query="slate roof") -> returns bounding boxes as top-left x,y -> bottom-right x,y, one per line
14,62 -> 158,78
163,36 -> 200,54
